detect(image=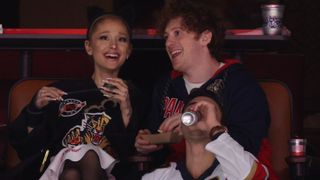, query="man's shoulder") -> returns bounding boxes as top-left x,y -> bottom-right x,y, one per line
219,60 -> 258,86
